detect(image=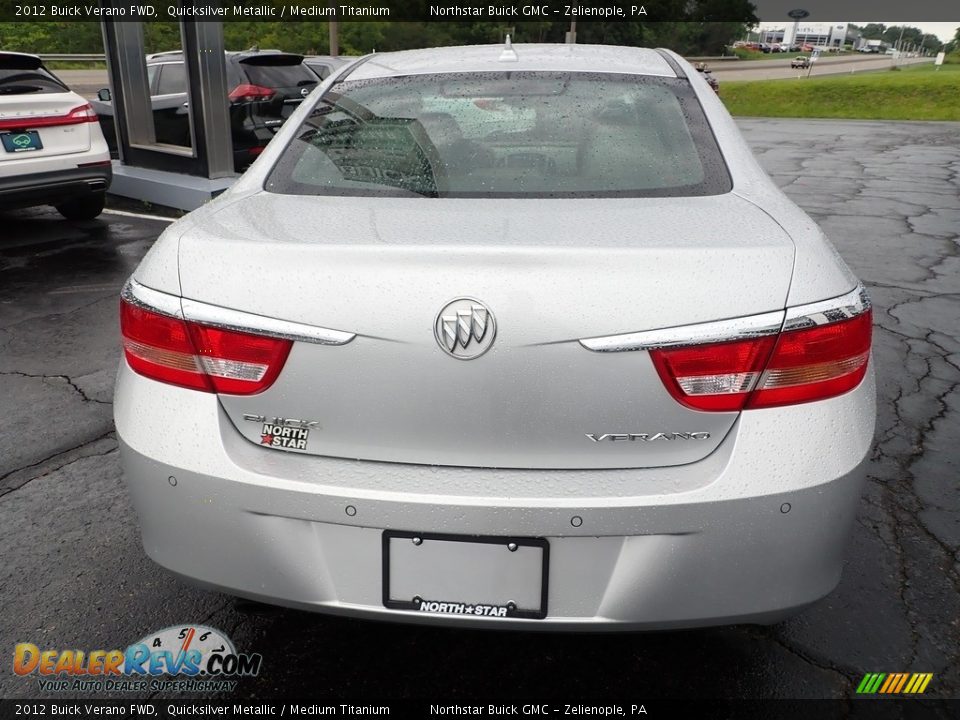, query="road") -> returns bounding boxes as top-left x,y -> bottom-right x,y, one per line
1,119 -> 958,700
706,54 -> 932,81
